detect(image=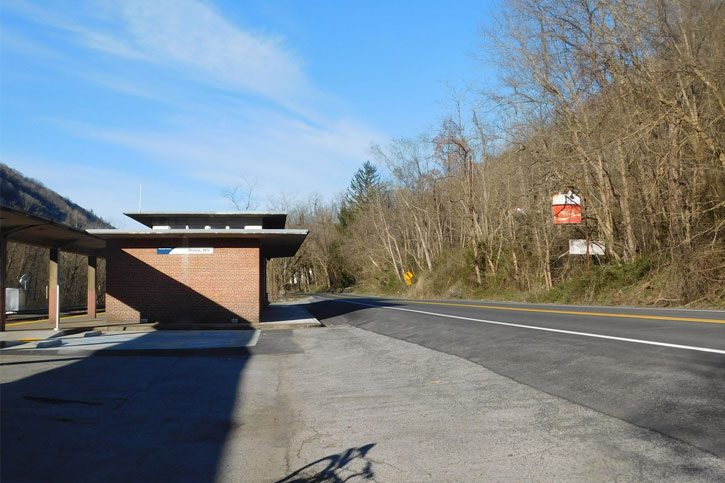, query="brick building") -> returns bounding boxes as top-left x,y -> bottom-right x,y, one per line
88,212 -> 307,324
